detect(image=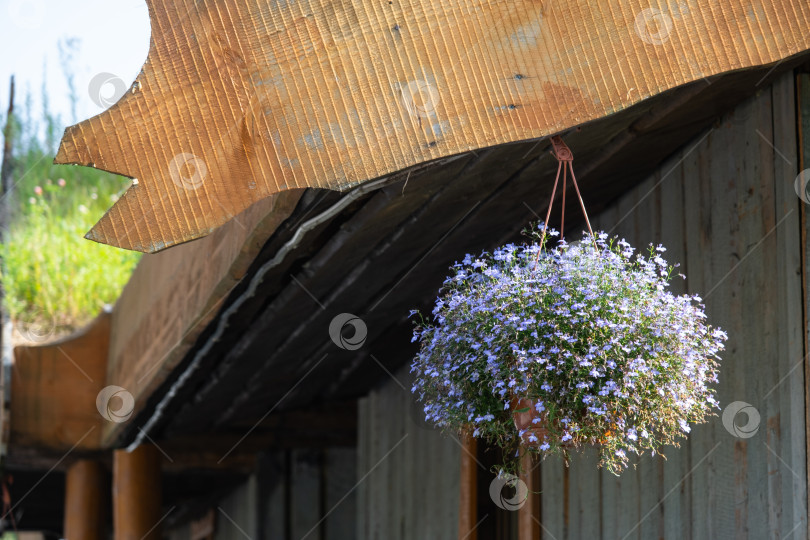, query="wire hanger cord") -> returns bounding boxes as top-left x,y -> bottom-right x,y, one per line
533,136 -> 596,270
